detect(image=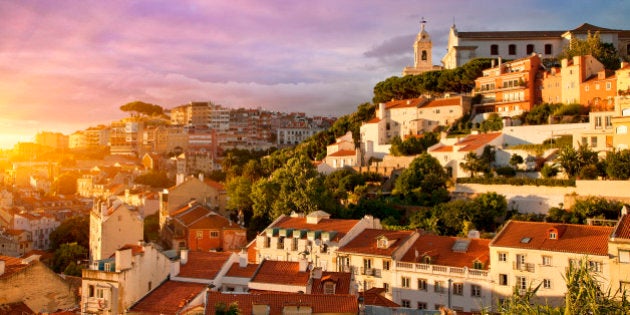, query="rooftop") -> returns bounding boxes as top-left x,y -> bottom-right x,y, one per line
224,262 -> 259,278
269,216 -> 360,242
400,234 -> 490,269
127,280 -> 206,315
250,260 -> 310,287
177,251 -> 232,280
206,292 -> 358,314
337,229 -> 414,257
